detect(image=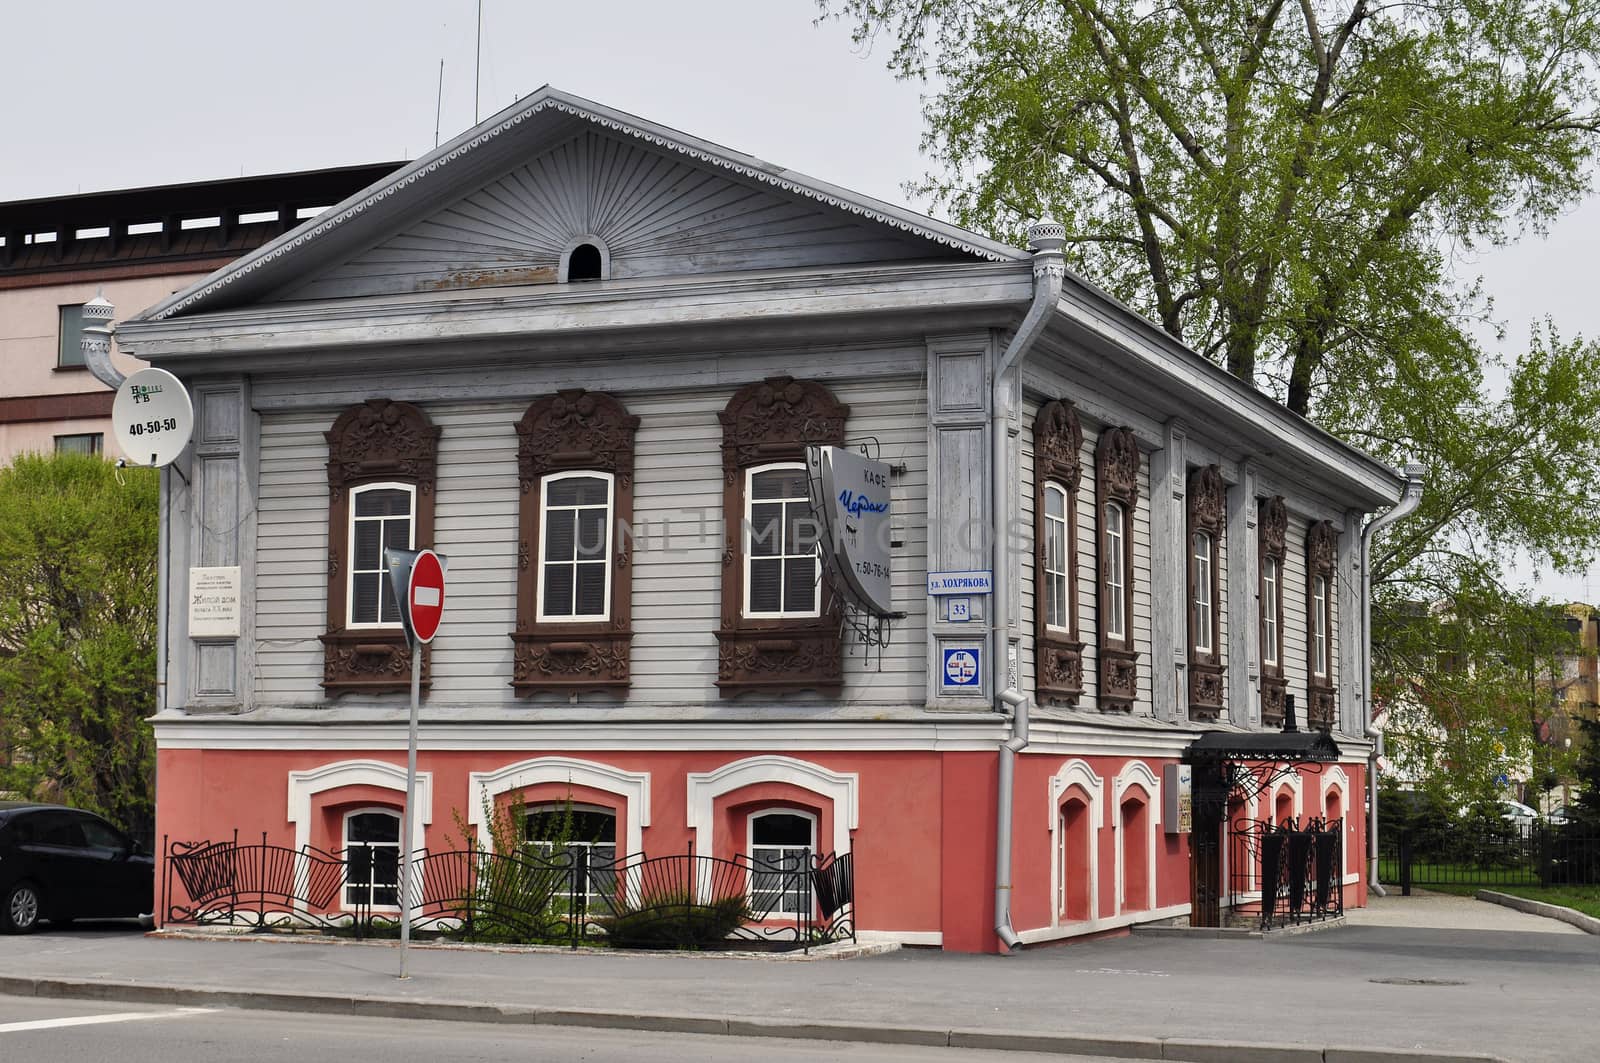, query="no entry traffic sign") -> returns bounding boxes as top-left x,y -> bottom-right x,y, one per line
407,549 -> 446,644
